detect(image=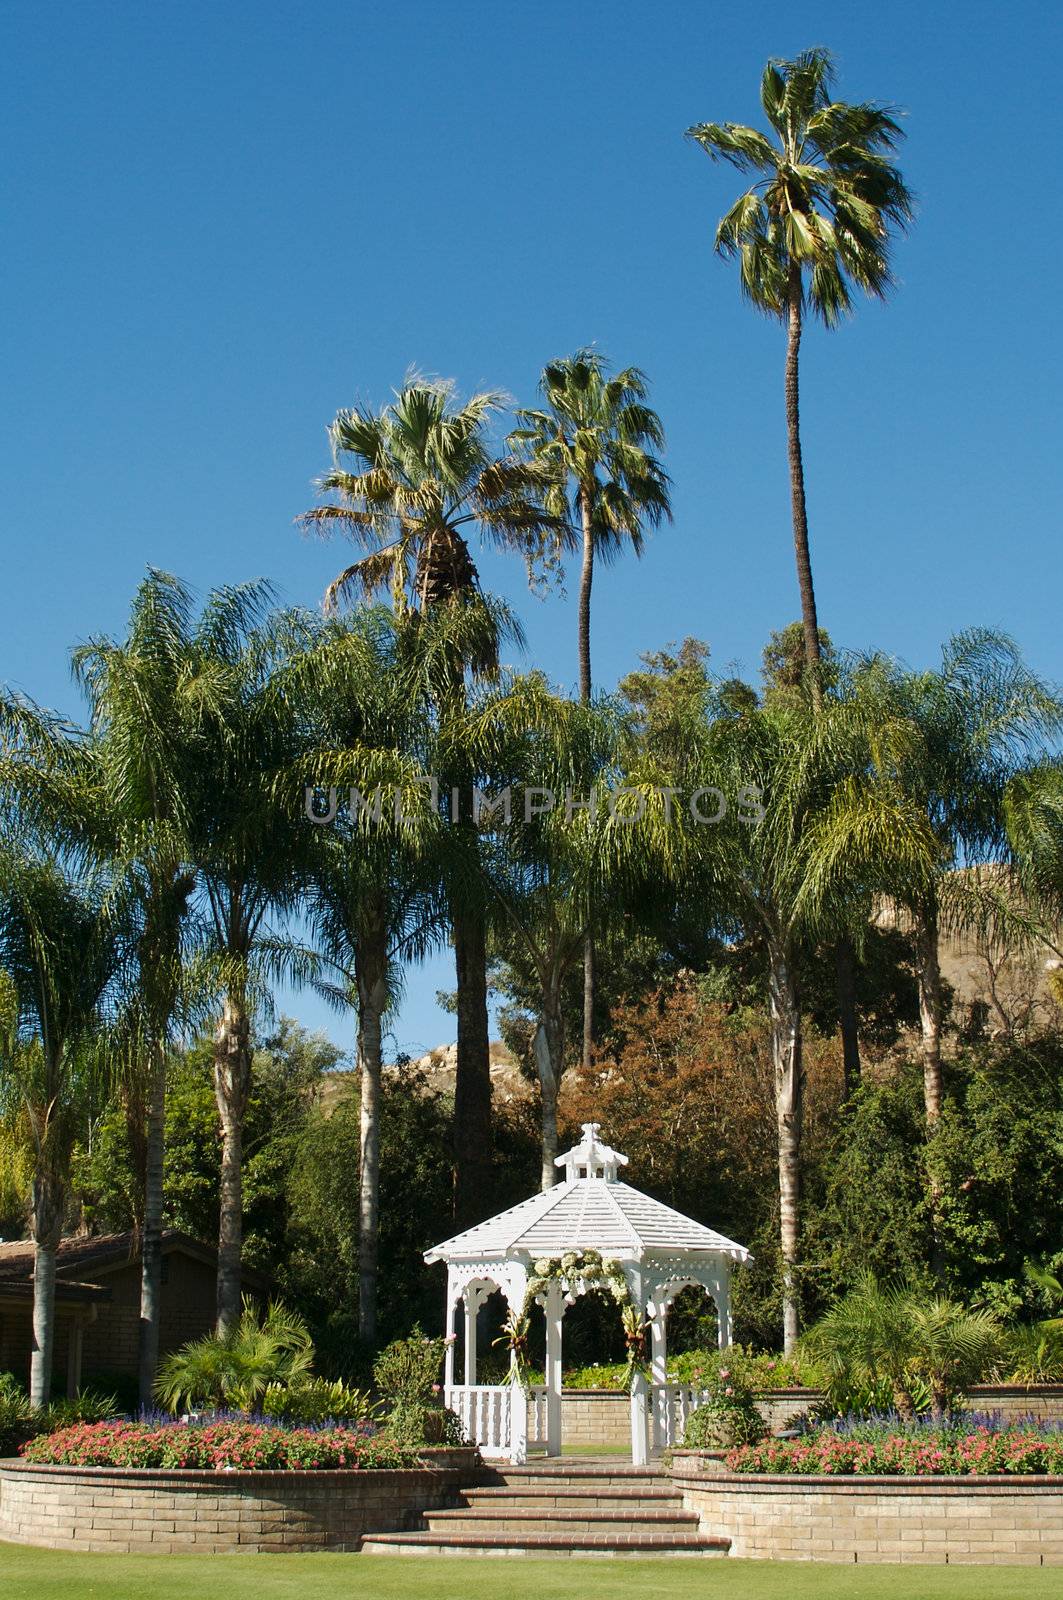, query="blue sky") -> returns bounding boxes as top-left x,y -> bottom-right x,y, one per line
3,0 -> 1061,1060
